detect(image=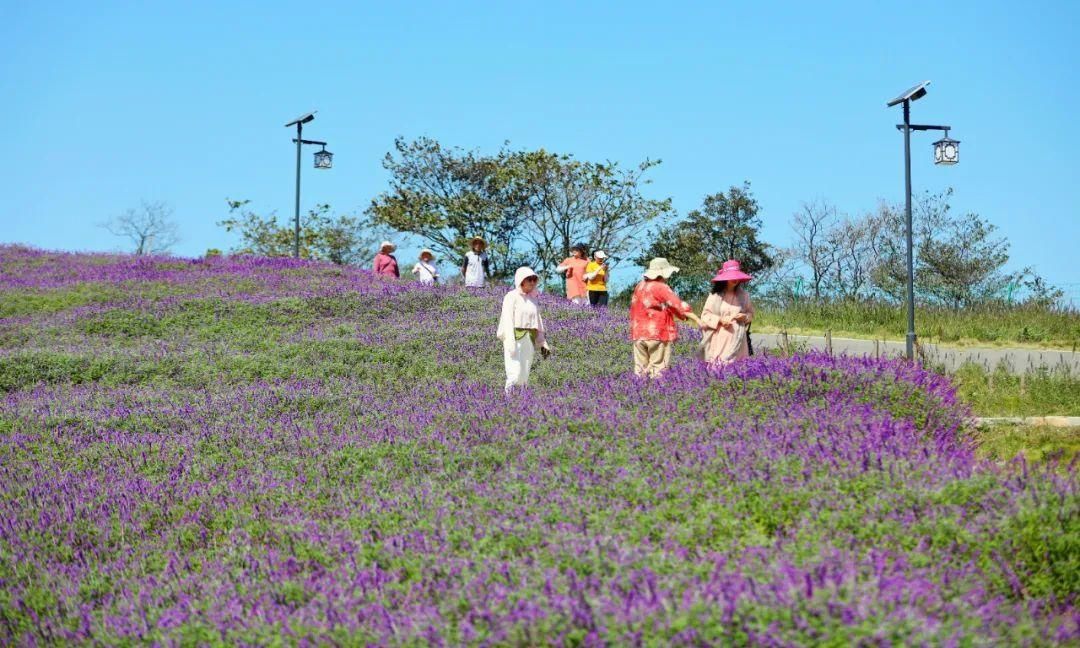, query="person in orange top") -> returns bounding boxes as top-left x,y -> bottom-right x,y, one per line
554,243 -> 590,304
629,258 -> 700,378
